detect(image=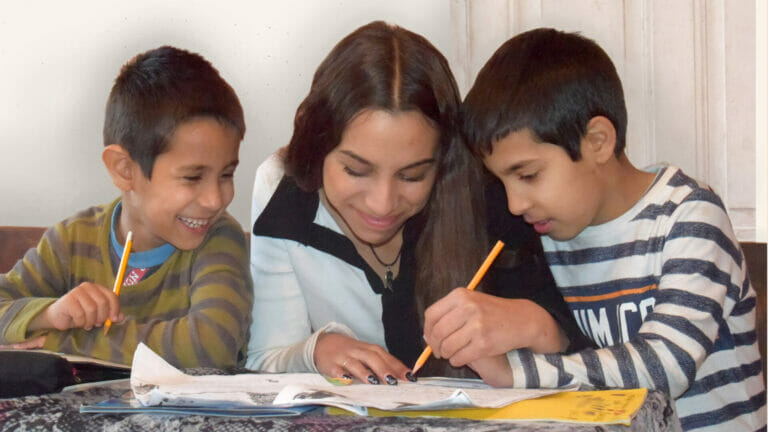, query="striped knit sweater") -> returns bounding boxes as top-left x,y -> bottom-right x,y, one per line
0,199 -> 253,368
506,166 -> 765,431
